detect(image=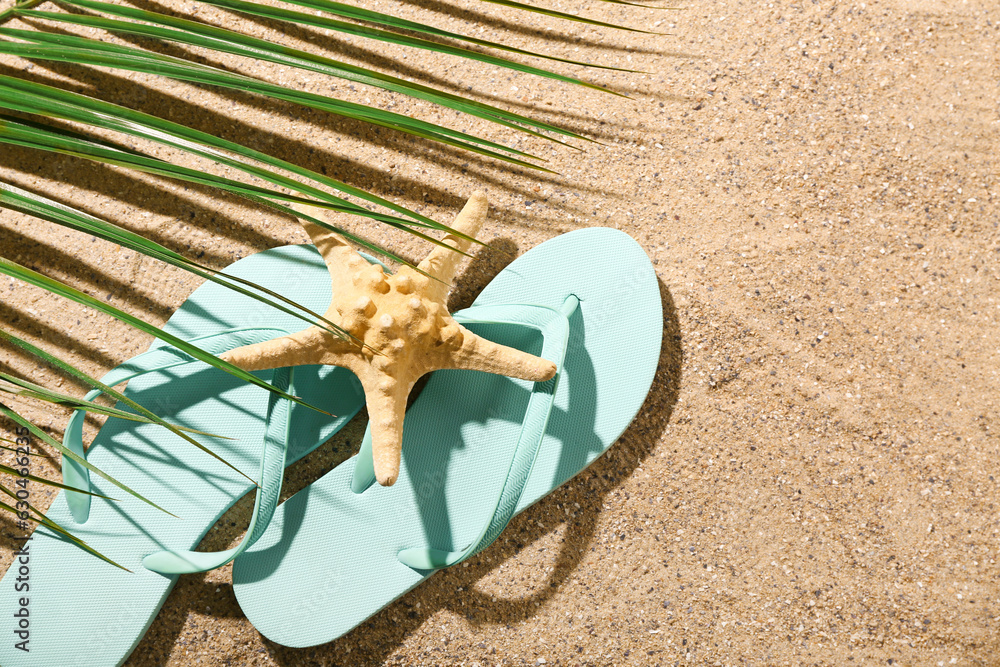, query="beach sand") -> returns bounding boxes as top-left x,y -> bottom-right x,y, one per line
1,0 -> 998,664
